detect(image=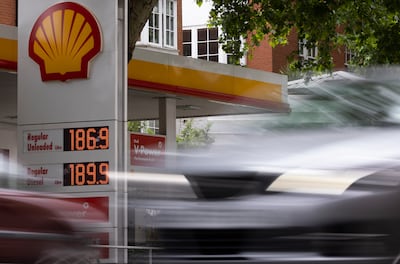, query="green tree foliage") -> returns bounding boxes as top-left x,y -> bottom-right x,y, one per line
129,120 -> 212,146
176,119 -> 215,149
196,0 -> 400,73
128,121 -> 156,135
127,121 -> 142,132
